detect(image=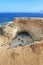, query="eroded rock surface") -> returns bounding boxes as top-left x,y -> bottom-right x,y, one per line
0,18 -> 43,65
14,18 -> 43,40
0,18 -> 43,48
0,35 -> 11,48
1,23 -> 18,40
0,41 -> 43,65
